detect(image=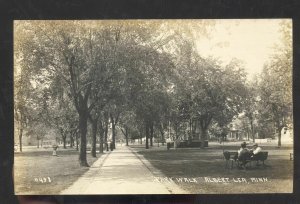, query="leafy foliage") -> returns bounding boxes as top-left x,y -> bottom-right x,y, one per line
14,20 -> 292,159
258,20 -> 292,146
